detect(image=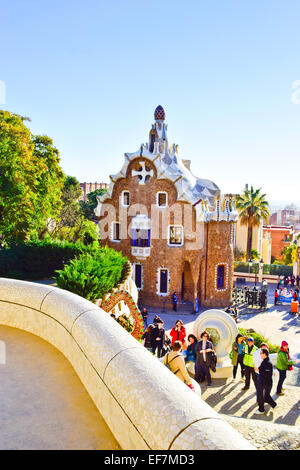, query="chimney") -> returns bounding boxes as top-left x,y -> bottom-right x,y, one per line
183,159 -> 191,171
